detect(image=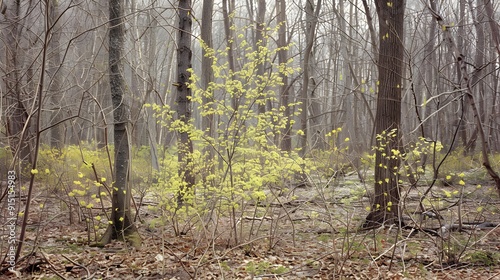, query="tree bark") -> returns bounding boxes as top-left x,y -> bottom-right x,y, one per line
299,0 -> 322,157
102,0 -> 140,246
200,0 -> 215,171
222,0 -> 238,110
176,0 -> 195,206
363,0 -> 406,228
277,0 -> 292,152
484,0 -> 500,56
483,0 -> 500,152
201,0 -> 214,137
47,0 -> 64,150
256,0 -> 267,114
3,0 -> 31,166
